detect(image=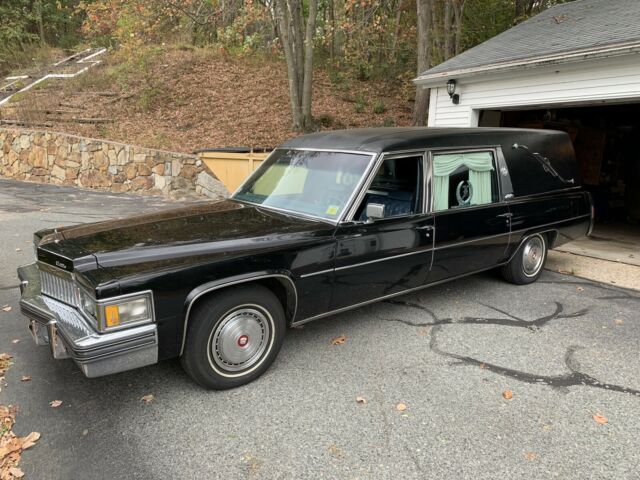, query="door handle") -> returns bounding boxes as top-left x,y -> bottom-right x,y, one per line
497,213 -> 513,218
